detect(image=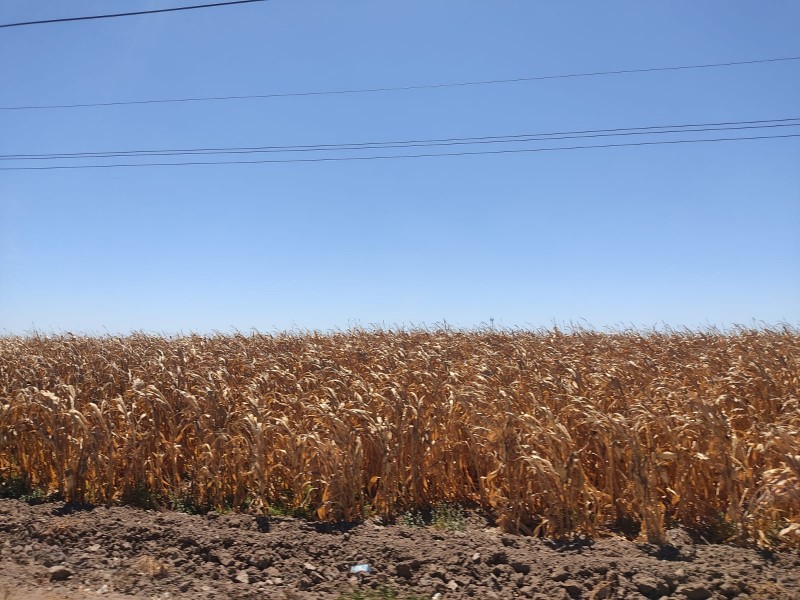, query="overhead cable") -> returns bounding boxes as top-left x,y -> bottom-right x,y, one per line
0,0 -> 267,29
2,55 -> 798,111
2,133 -> 798,171
3,117 -> 798,161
